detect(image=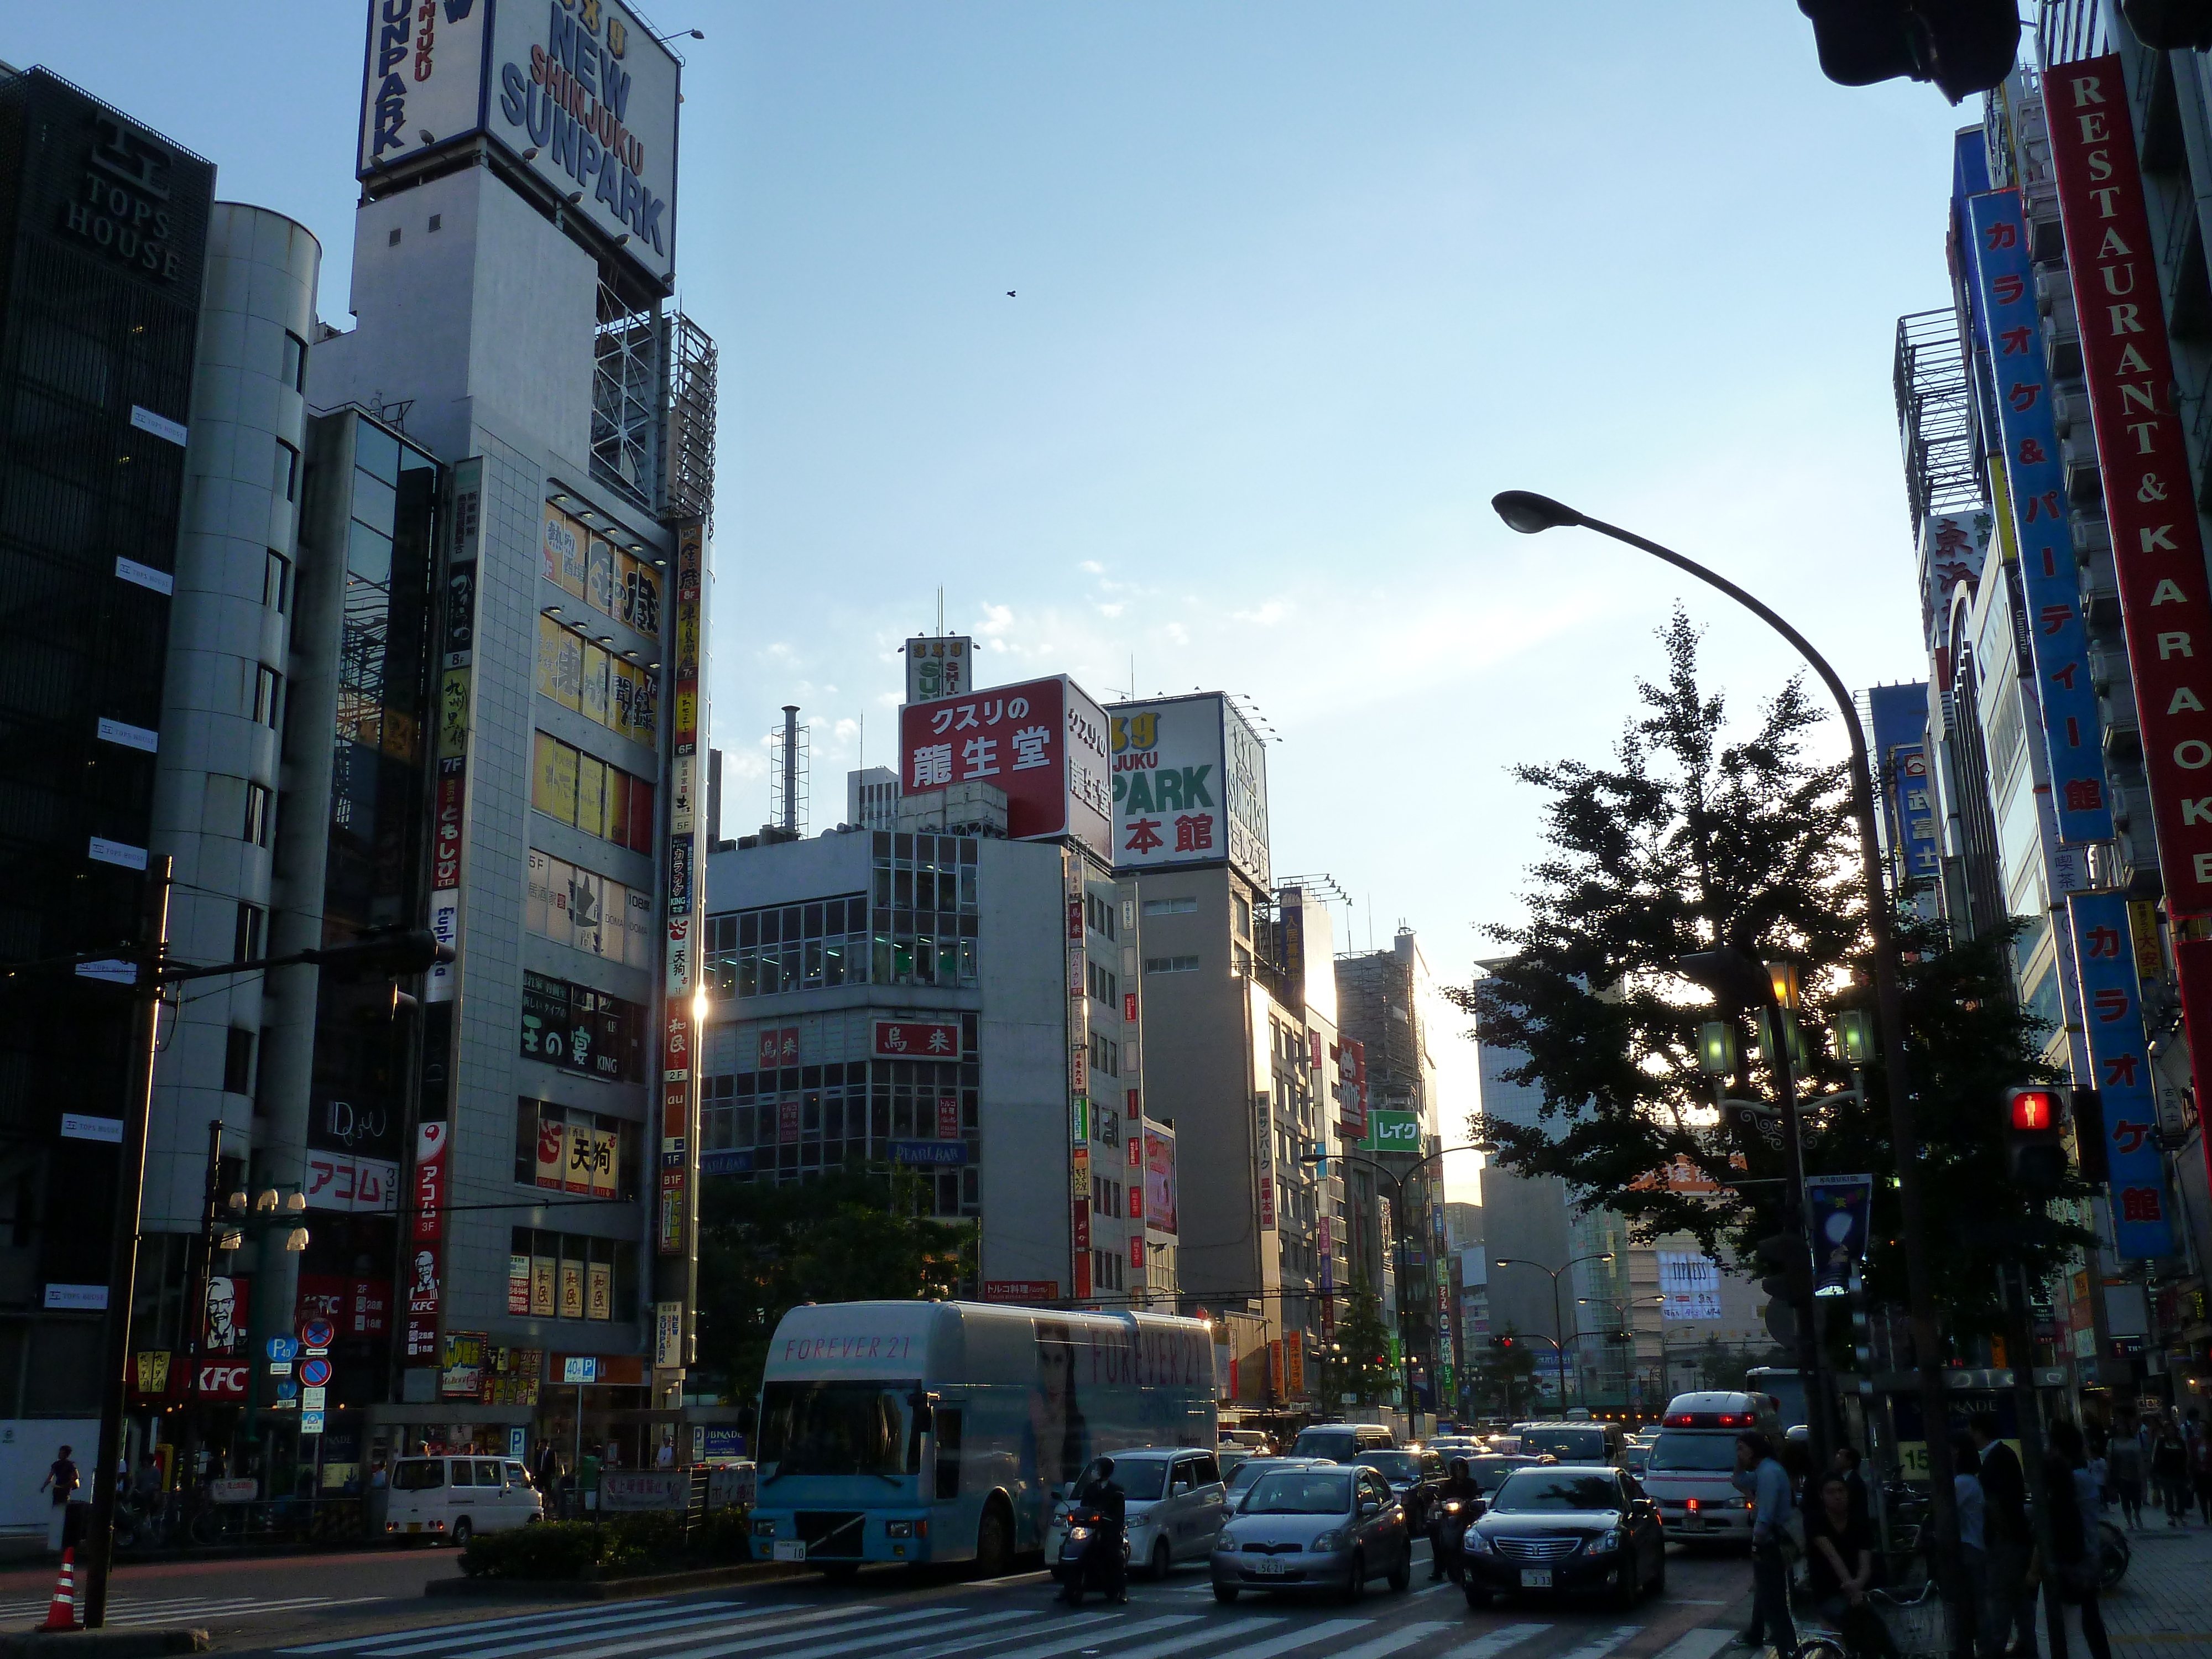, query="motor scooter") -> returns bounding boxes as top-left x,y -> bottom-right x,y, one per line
1429,1494 -> 1480,1584
1055,1505 -> 1130,1605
